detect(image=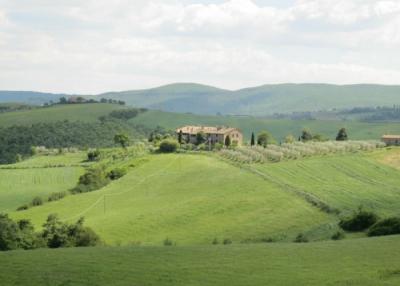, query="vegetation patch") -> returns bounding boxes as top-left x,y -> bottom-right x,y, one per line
339,208 -> 379,232
368,217 -> 400,237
